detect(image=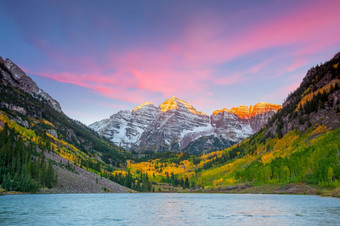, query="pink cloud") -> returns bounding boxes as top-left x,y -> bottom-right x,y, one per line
264,82 -> 300,102
34,71 -> 147,103
287,57 -> 307,72
247,58 -> 276,74
30,0 -> 340,106
172,0 -> 340,69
